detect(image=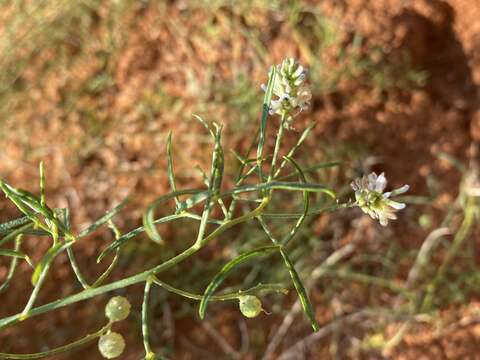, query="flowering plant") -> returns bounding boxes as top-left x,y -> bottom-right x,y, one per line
0,59 -> 407,359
